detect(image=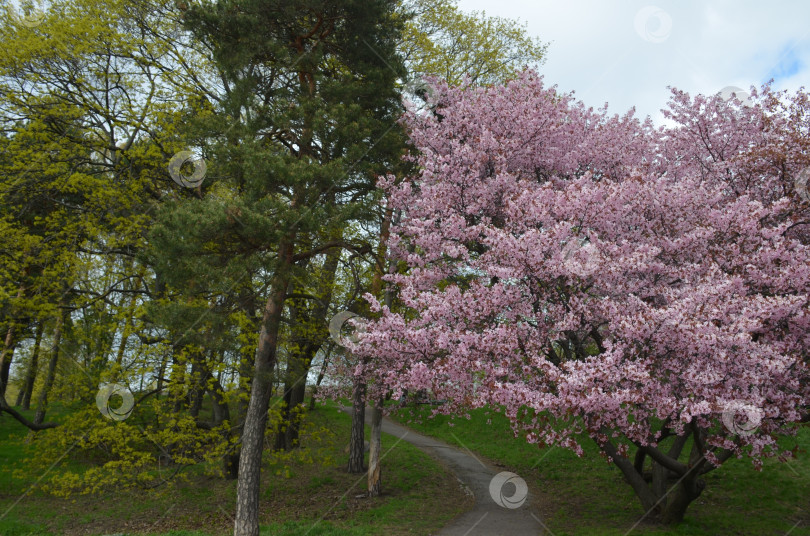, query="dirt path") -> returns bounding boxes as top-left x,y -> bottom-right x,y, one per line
344,406 -> 550,535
